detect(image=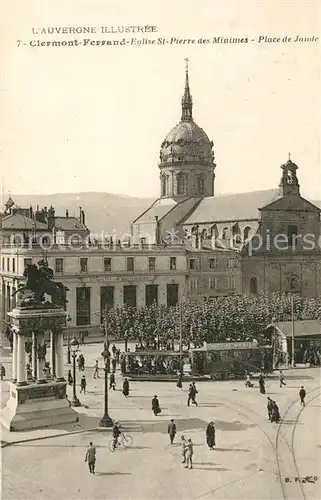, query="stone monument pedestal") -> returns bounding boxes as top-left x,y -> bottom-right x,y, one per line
1,381 -> 78,431
0,306 -> 78,431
